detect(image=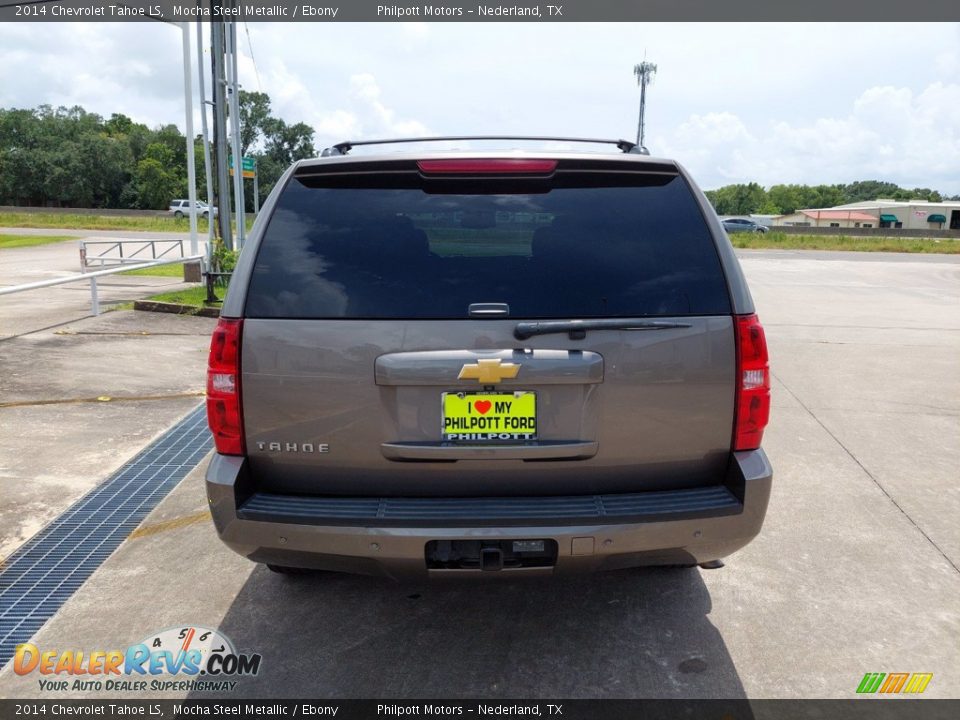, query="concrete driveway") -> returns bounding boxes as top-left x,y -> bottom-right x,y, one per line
0,249 -> 957,699
0,229 -> 206,338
